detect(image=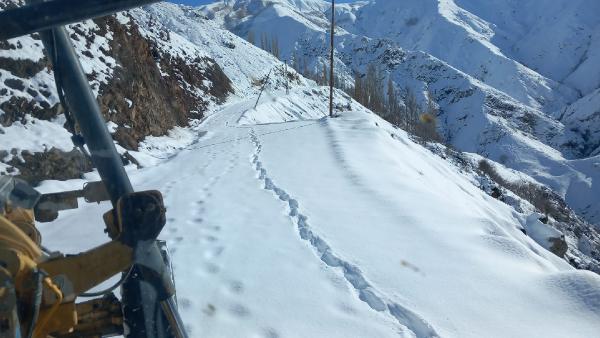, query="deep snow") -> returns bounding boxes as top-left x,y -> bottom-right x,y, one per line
39,93 -> 600,337
1,1 -> 599,337
199,0 -> 600,231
